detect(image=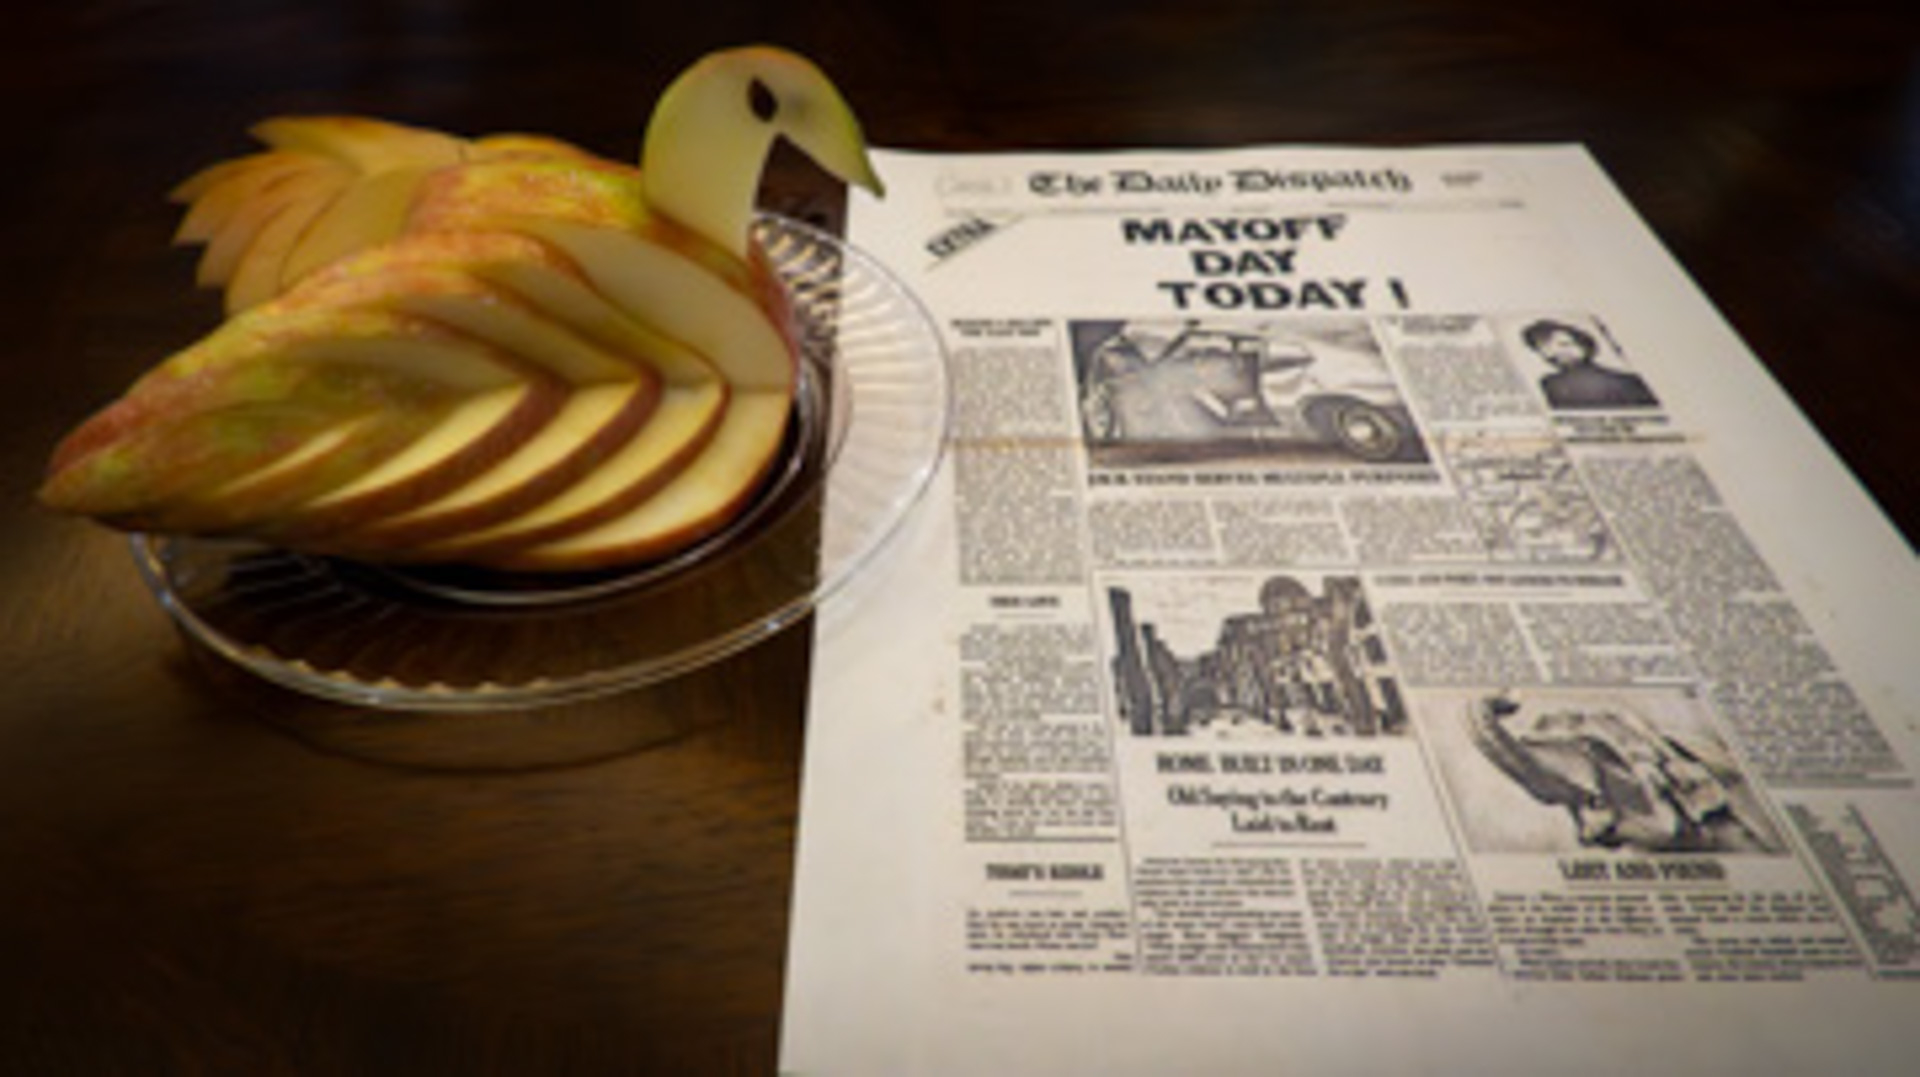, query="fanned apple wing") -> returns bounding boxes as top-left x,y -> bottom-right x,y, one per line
39,284 -> 556,535
169,119 -> 667,319
170,116 -> 473,315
